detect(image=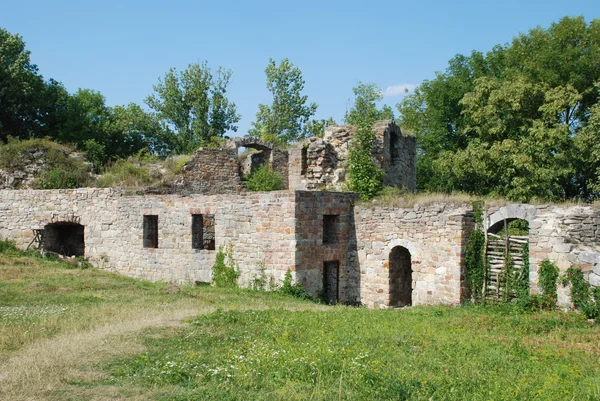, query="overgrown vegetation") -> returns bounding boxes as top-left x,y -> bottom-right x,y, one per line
0,137 -> 91,189
465,200 -> 486,301
562,266 -> 600,320
211,244 -> 240,288
538,259 -> 560,308
280,269 -> 314,300
346,83 -> 386,200
244,164 -> 285,191
105,305 -> 600,400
